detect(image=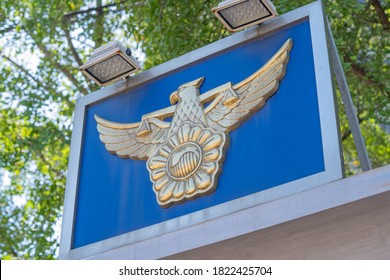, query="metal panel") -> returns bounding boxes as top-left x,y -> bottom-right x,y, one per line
74,20 -> 324,249
59,0 -> 343,260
